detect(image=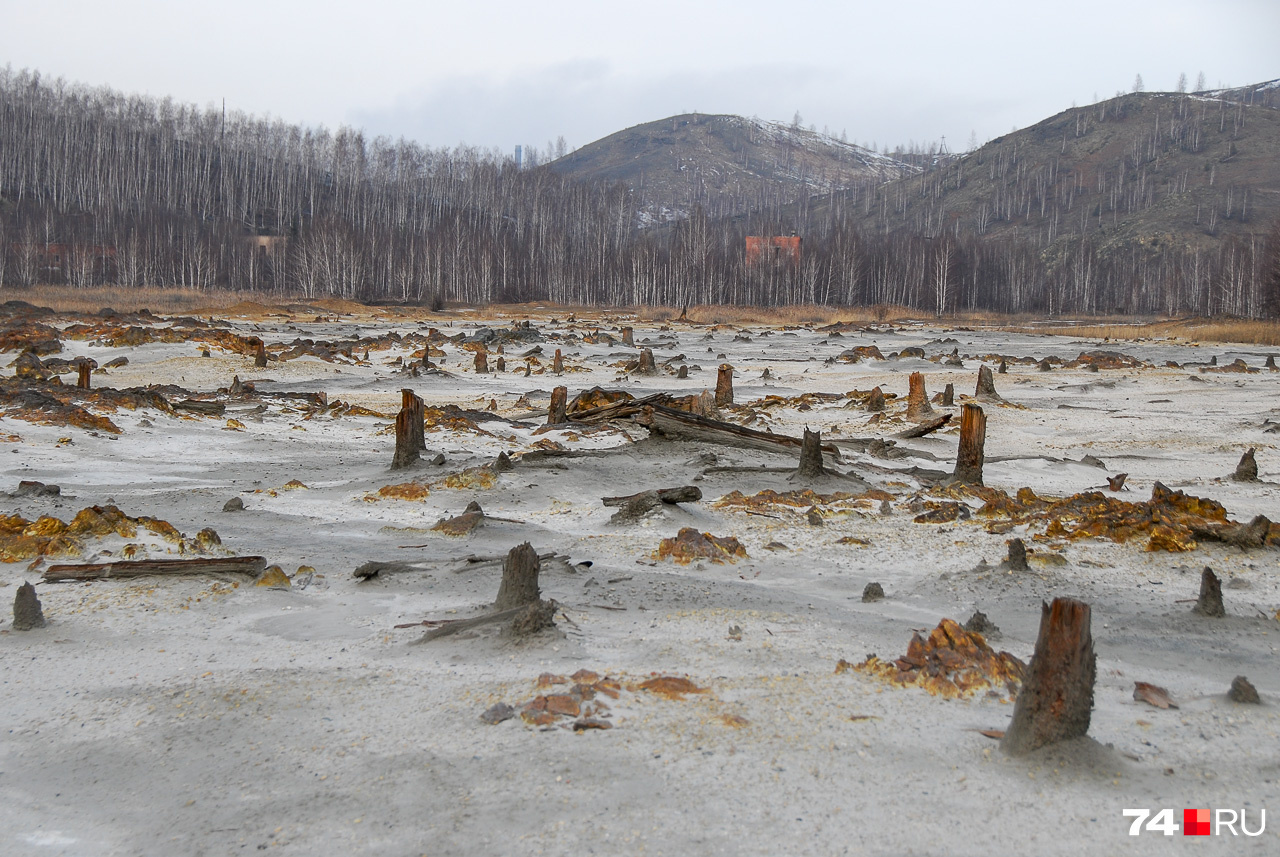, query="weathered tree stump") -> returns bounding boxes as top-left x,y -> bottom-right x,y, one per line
636,348 -> 658,375
523,364 -> 531,377
715,364 -> 734,405
866,386 -> 886,412
975,365 -> 1003,402
1001,597 -> 1095,756
251,337 -> 268,368
906,372 -> 933,421
496,356 -> 506,372
474,349 -> 488,373
1038,358 -> 1052,372
548,386 -> 568,425
677,365 -> 688,379
77,361 -> 91,389
1005,538 -> 1029,571
621,326 -> 634,347
940,383 -> 954,407
494,542 -> 542,611
1232,448 -> 1259,482
952,403 -> 986,485
13,581 -> 45,630
997,359 -> 1008,374
1228,676 -> 1260,703
861,582 -> 884,602
1193,566 -> 1225,617
1267,355 -> 1277,371
392,389 -> 426,470
553,349 -> 564,374
795,428 -> 827,479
